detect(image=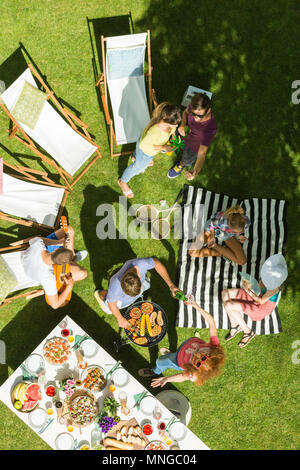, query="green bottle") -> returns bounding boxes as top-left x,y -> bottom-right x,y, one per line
174,291 -> 188,301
